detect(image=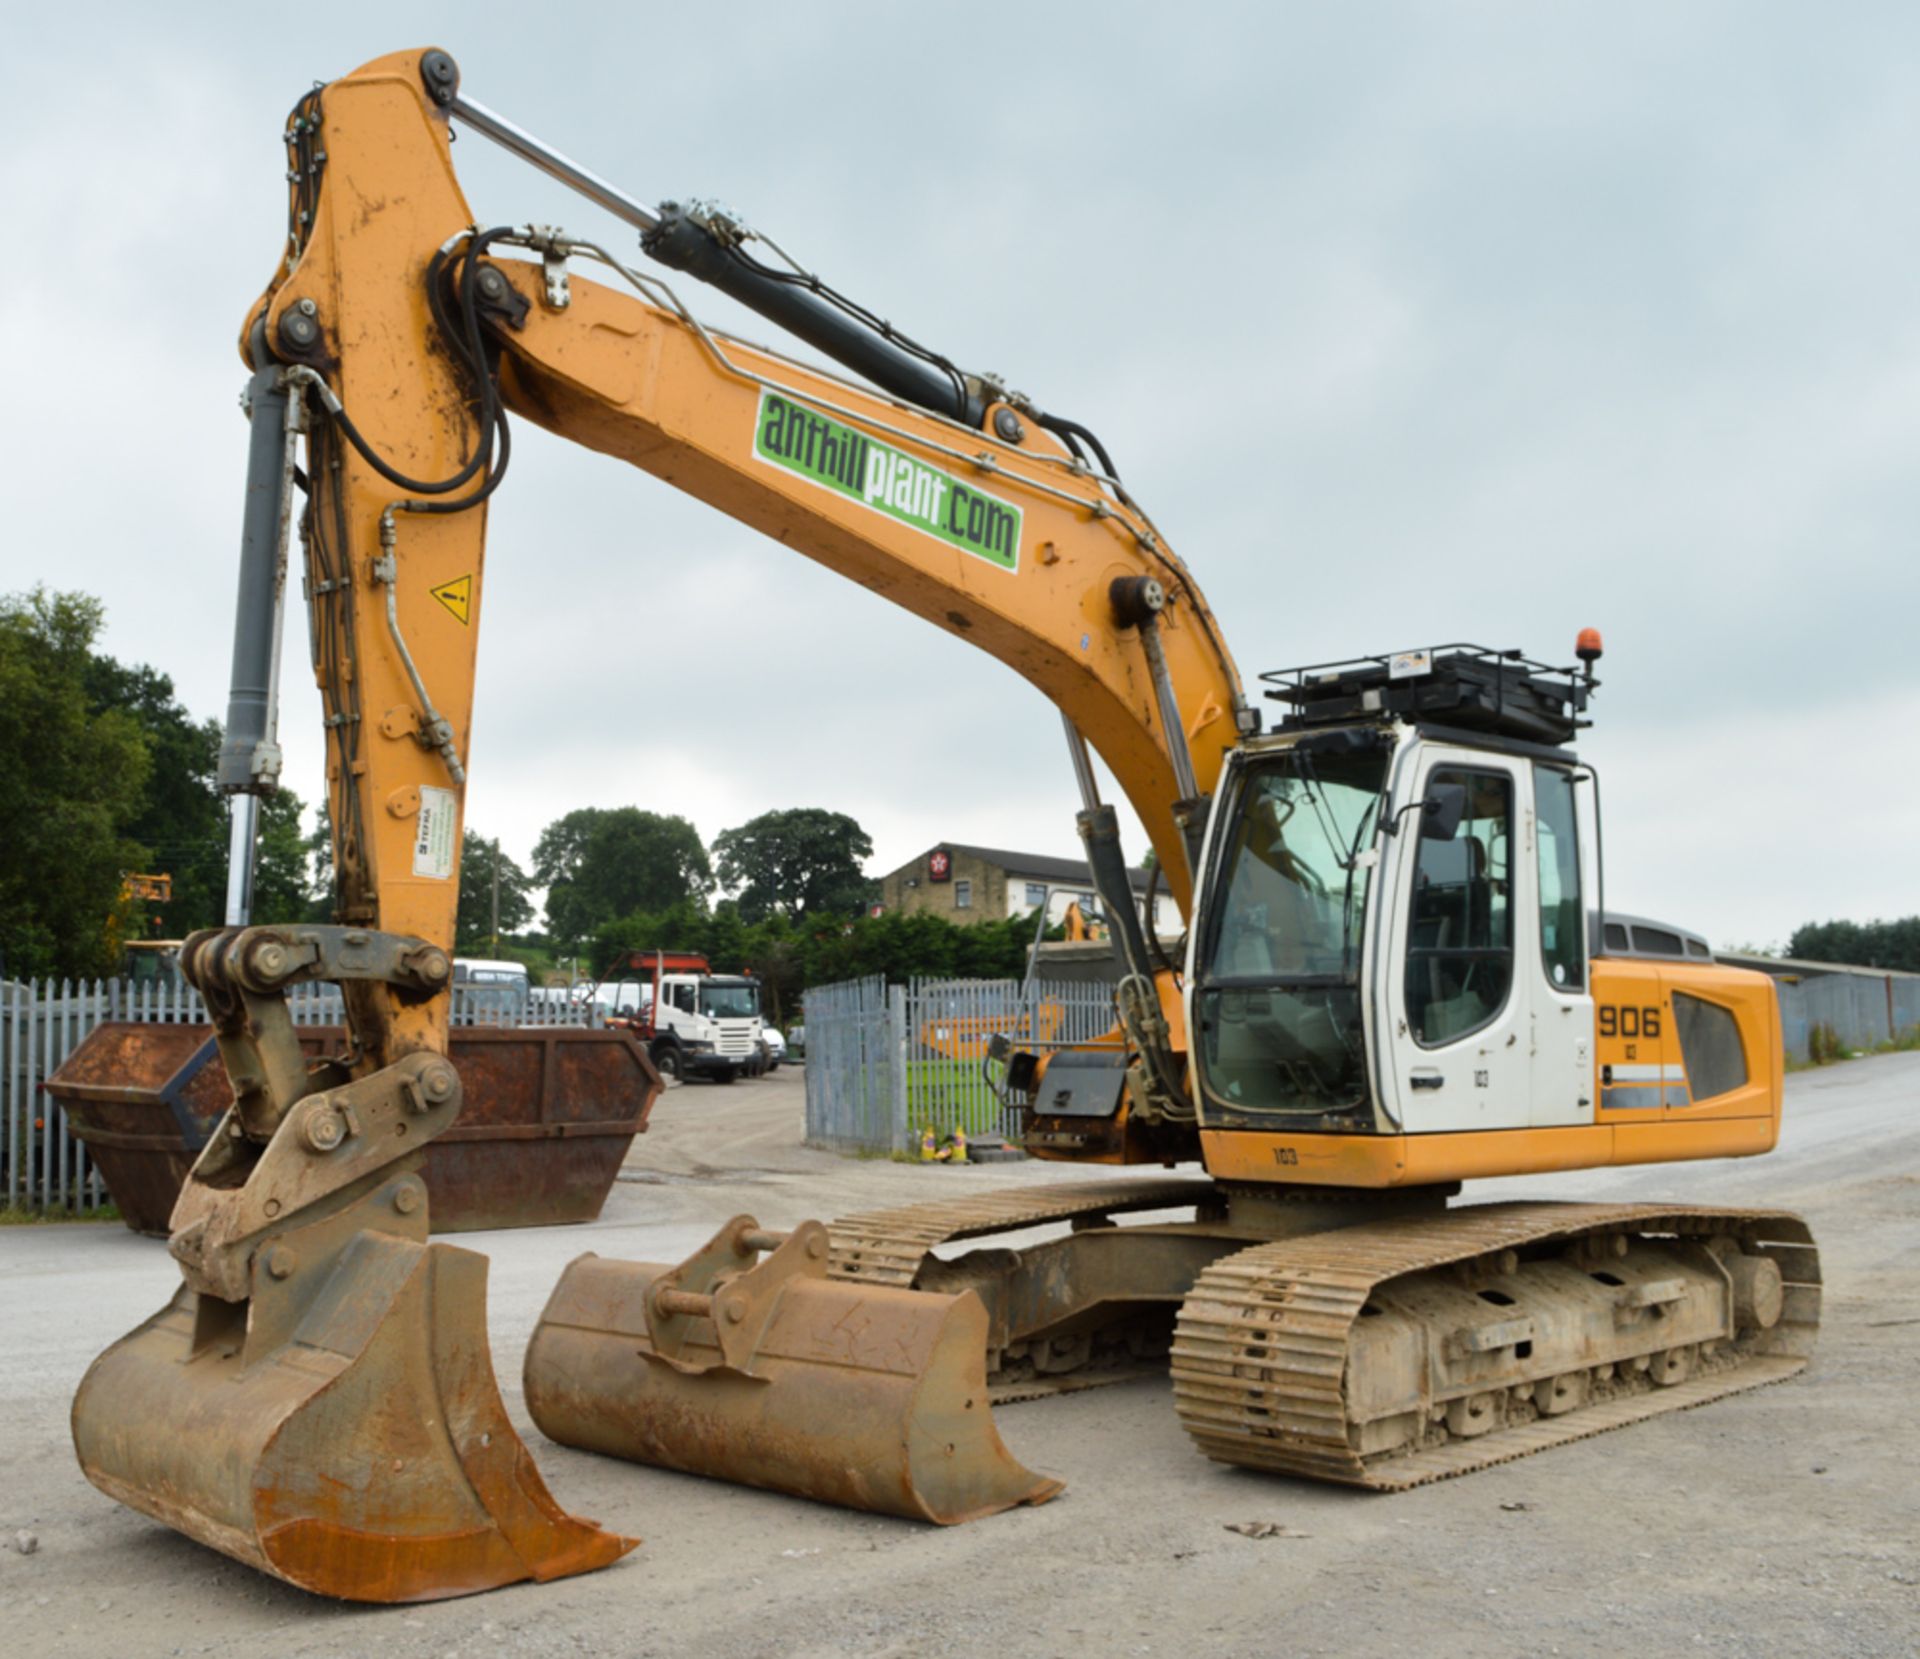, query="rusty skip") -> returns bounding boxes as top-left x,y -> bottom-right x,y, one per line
45,1023 -> 659,1235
